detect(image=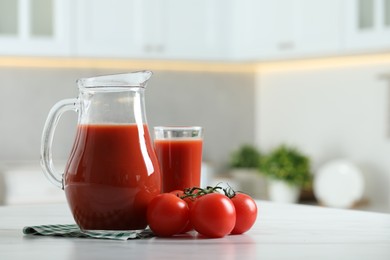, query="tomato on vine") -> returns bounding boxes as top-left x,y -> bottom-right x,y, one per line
190,193 -> 236,238
147,193 -> 189,237
170,189 -> 195,233
147,185 -> 258,238
228,192 -> 258,234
